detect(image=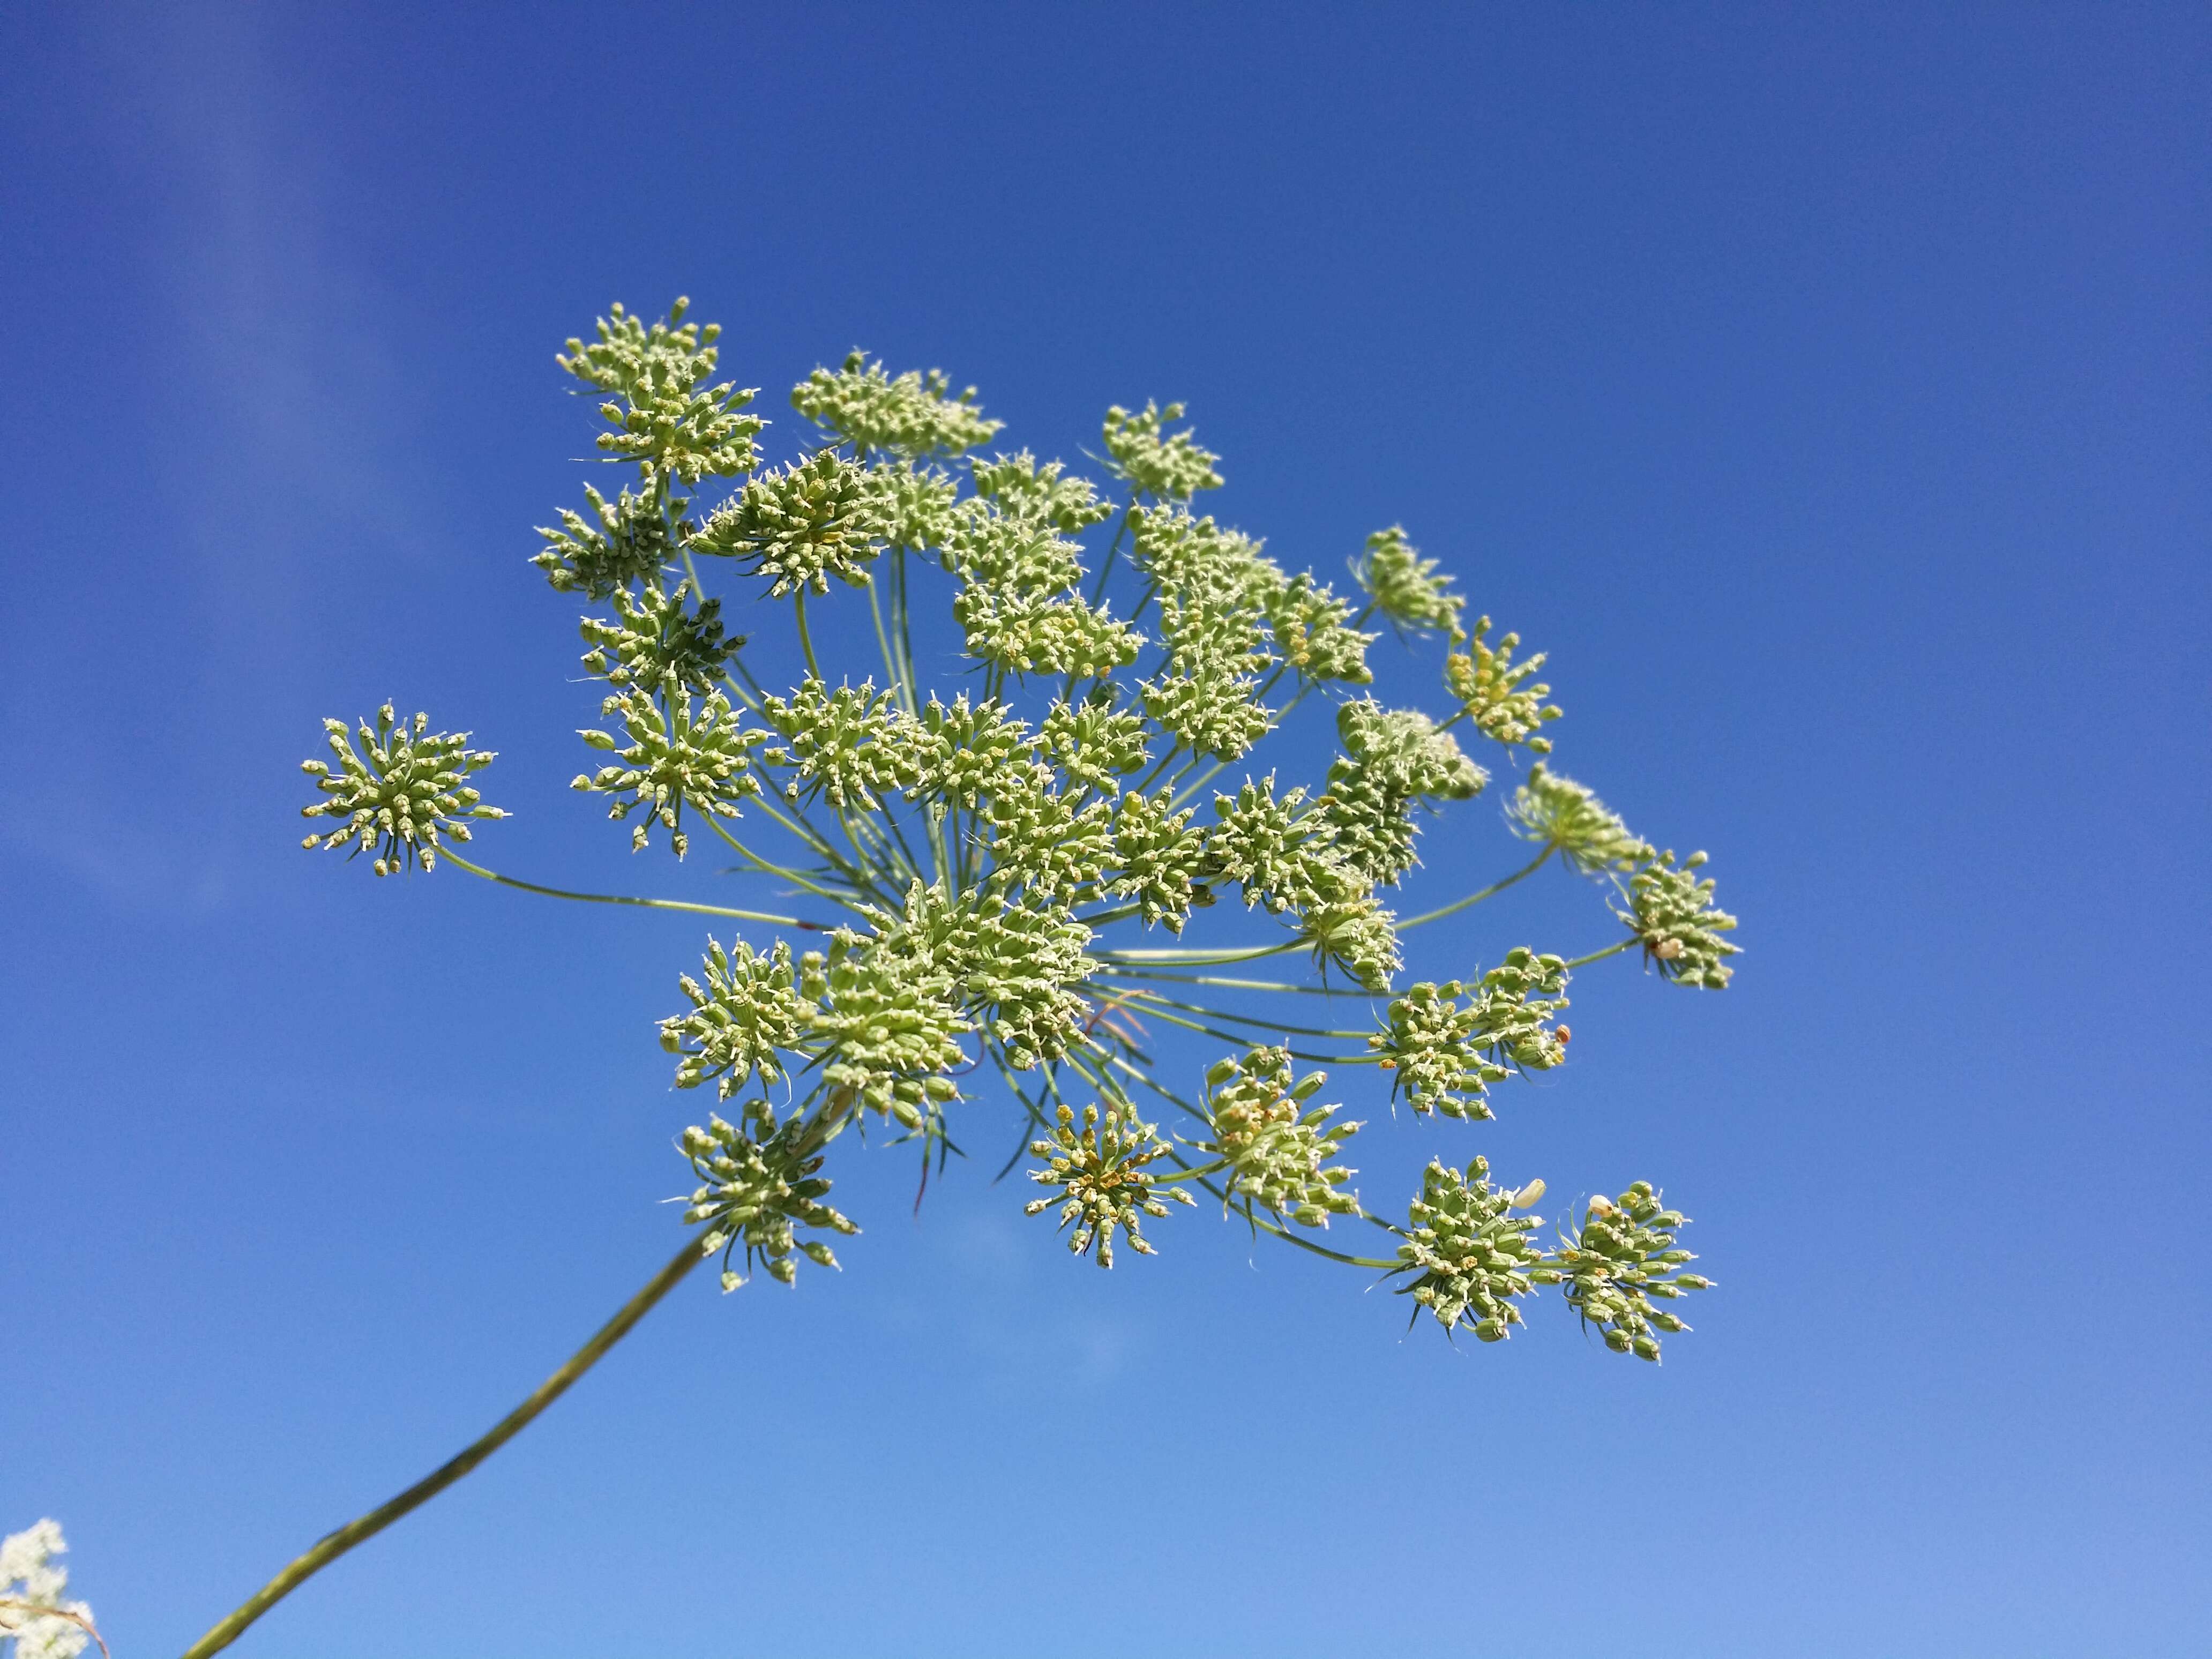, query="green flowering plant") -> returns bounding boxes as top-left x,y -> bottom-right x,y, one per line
217,297 -> 1745,1659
